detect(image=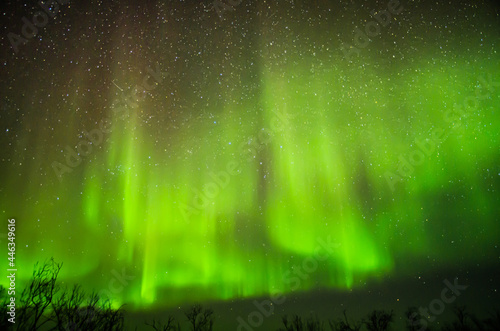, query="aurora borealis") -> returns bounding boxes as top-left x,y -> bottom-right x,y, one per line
1,0 -> 499,327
